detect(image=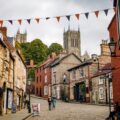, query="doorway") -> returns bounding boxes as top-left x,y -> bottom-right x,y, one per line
74,82 -> 86,102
